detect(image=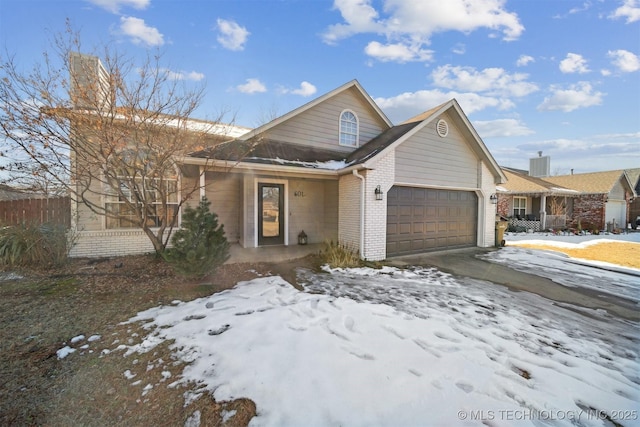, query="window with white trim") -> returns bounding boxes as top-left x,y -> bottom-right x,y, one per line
339,110 -> 358,147
513,197 -> 526,219
105,177 -> 179,228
